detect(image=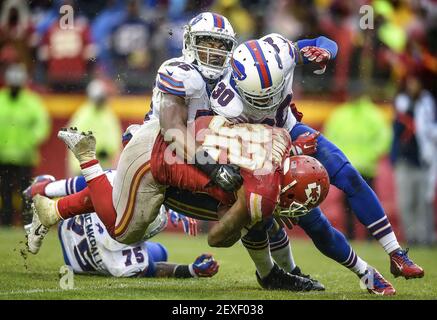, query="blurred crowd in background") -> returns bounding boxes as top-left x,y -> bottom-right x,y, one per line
0,0 -> 436,245
0,0 -> 436,97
